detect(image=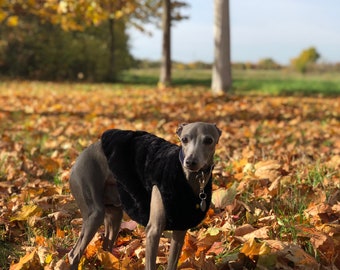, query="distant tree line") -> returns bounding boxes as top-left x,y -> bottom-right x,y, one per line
134,47 -> 340,74
0,16 -> 131,81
